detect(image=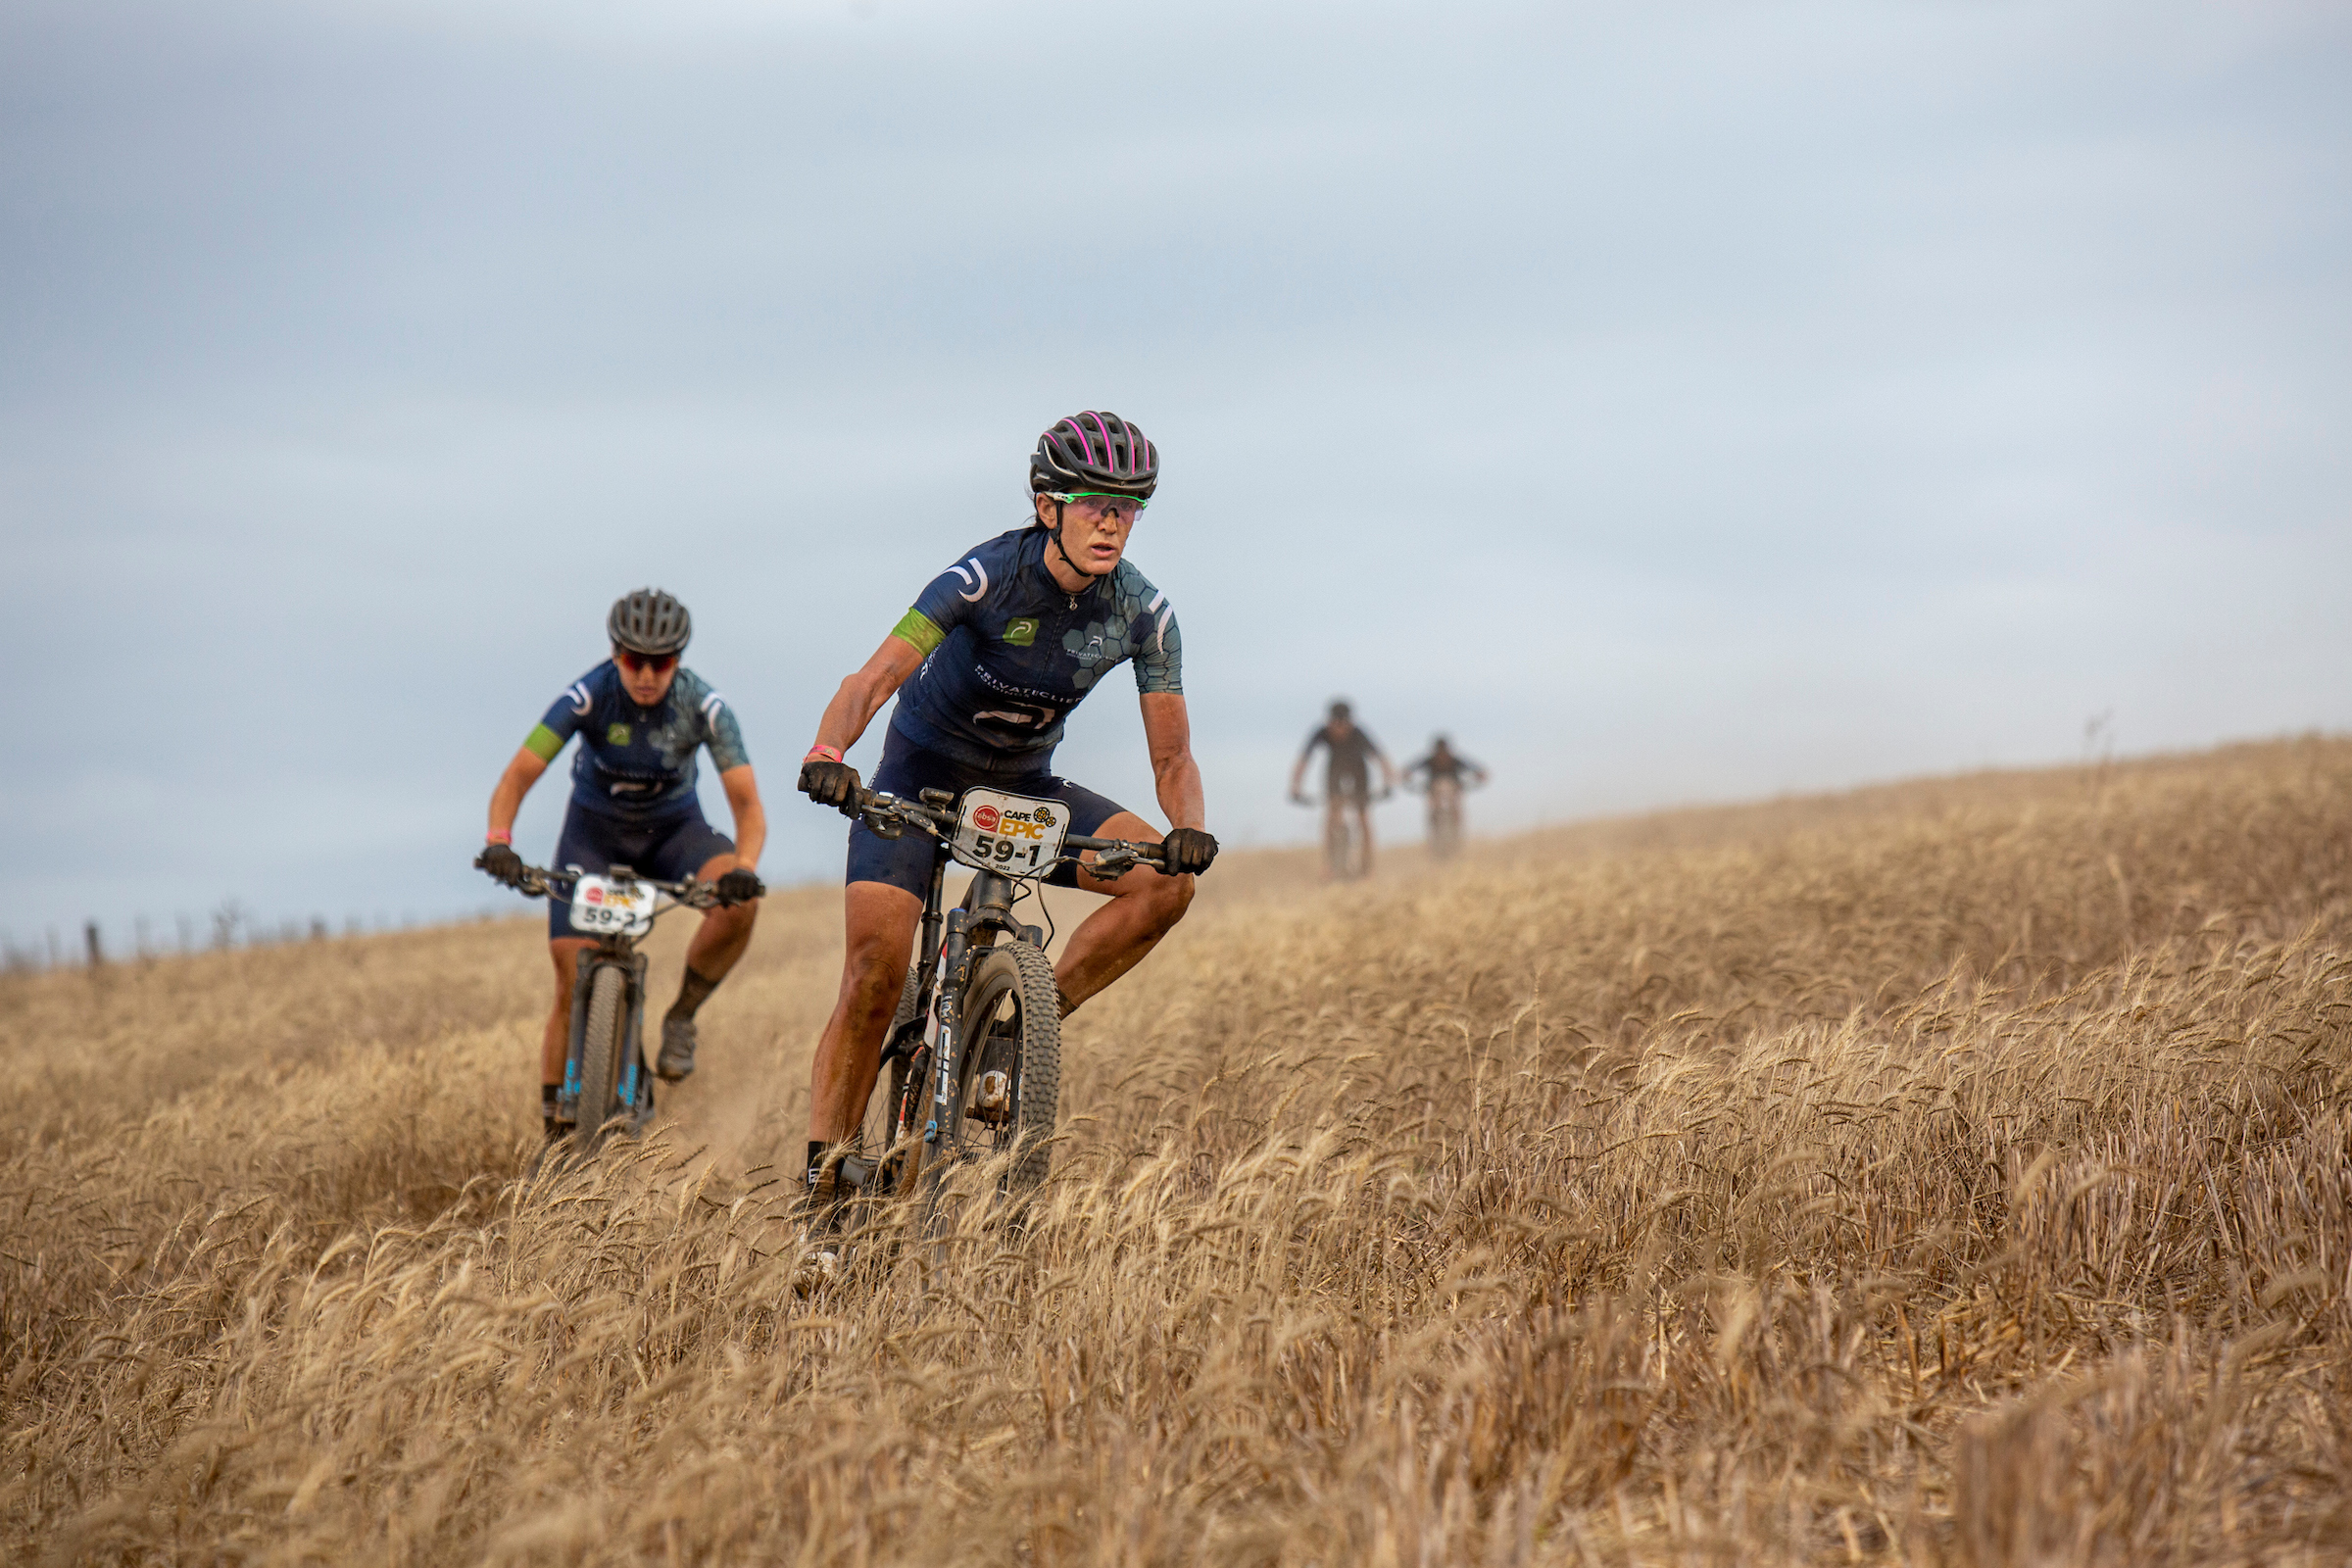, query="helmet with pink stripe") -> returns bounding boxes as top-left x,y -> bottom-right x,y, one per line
1030,411 -> 1158,500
